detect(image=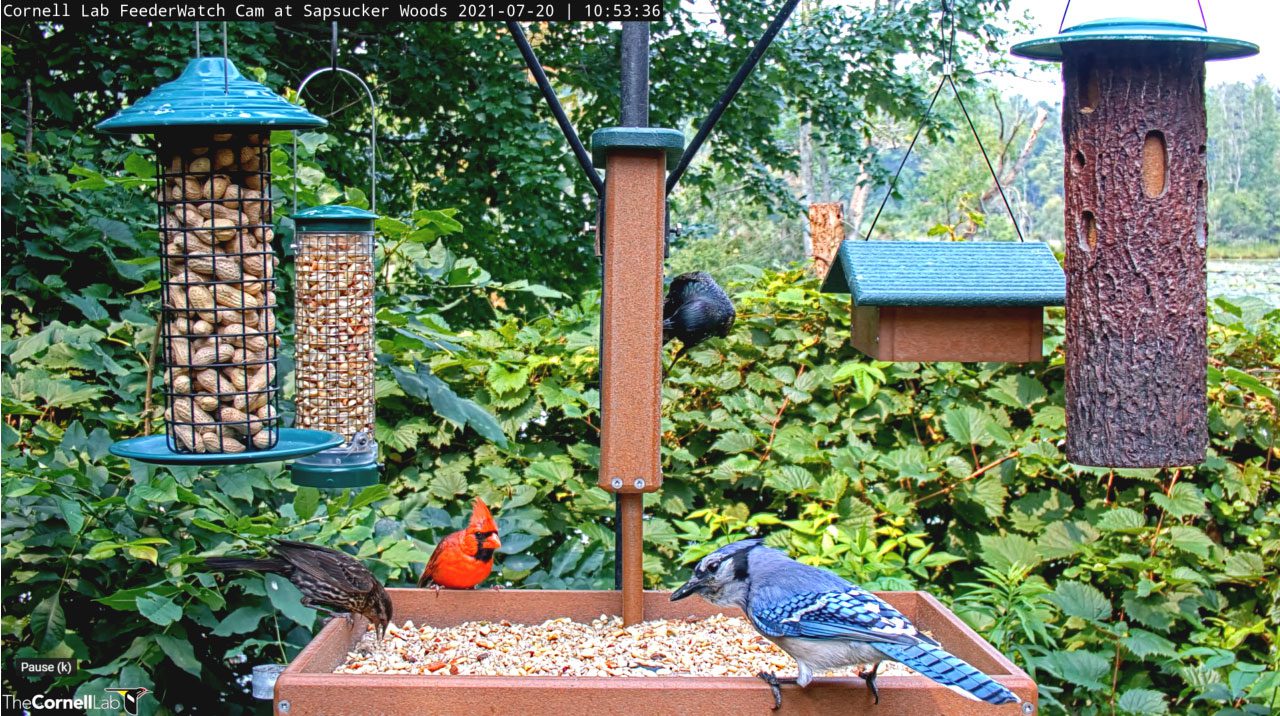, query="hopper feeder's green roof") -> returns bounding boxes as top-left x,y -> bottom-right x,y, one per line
1012,18 -> 1260,62
821,241 -> 1065,308
98,57 -> 327,134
